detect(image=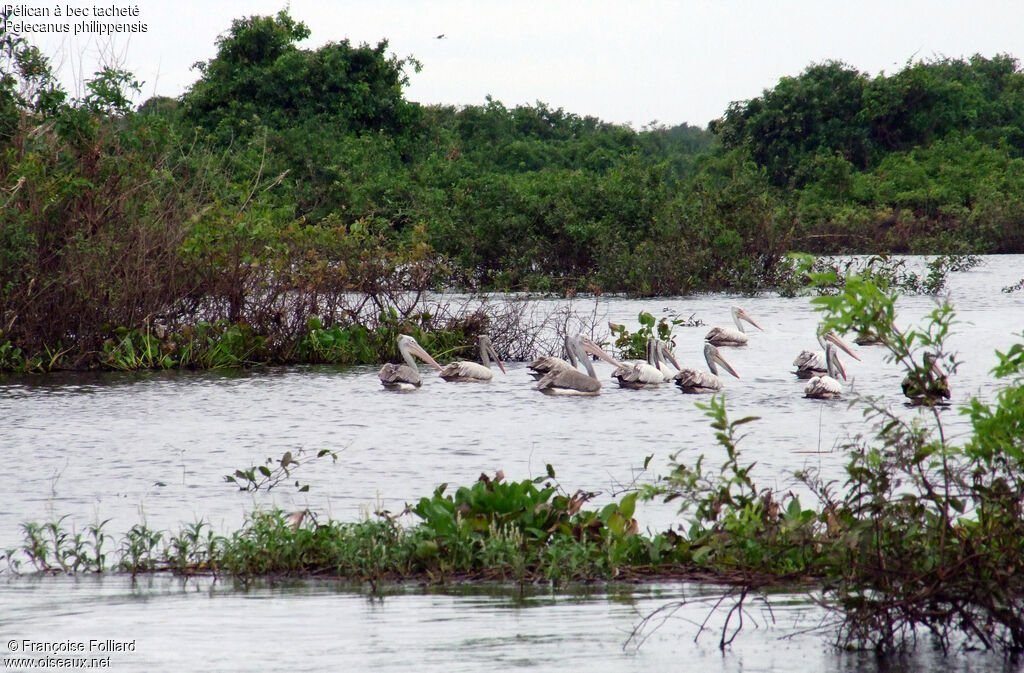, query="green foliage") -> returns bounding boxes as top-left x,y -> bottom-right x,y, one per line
798,261 -> 1024,651
644,397 -> 823,574
18,516 -> 111,573
410,470 -> 653,578
779,252 -> 981,299
224,447 -> 338,493
608,311 -> 683,360
3,12 -> 1023,372
181,10 -> 421,143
